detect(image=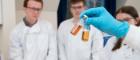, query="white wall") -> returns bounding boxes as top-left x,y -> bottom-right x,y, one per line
40,11 -> 57,30
116,0 -> 140,14
0,0 -> 16,60
0,0 -> 2,24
